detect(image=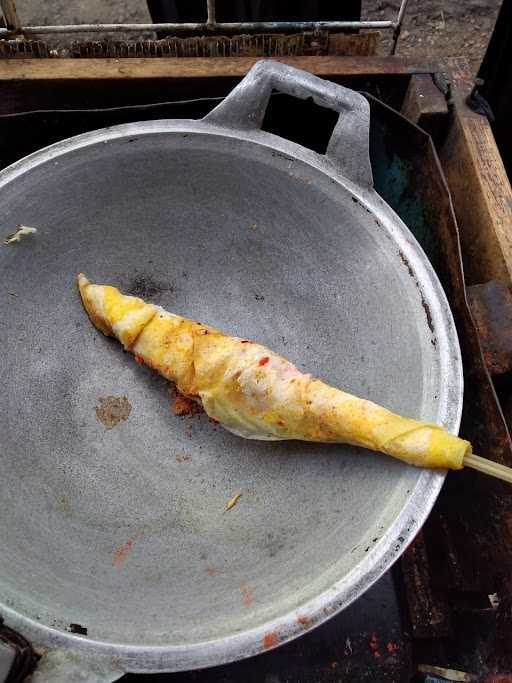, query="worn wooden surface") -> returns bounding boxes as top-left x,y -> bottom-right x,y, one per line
467,280 -> 512,376
0,56 -> 413,114
0,55 -> 438,80
440,59 -> 512,288
400,73 -> 448,139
